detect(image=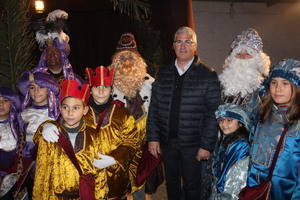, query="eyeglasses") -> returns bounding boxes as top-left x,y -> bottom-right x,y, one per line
173,40 -> 194,46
